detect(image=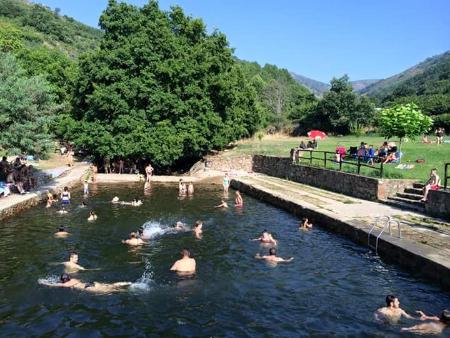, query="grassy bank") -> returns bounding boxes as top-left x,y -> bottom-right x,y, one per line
224,135 -> 450,182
